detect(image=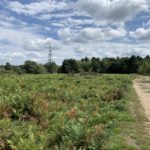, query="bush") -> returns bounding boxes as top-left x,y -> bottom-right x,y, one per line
102,88 -> 125,102
138,61 -> 150,75
0,74 -> 133,149
61,59 -> 79,73
24,61 -> 47,74
44,62 -> 59,73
